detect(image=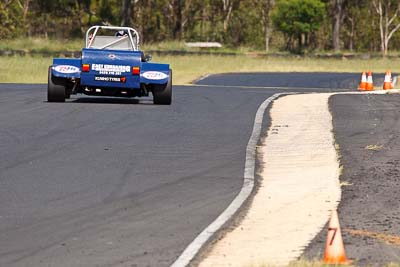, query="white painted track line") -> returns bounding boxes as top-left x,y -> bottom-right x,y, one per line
170,93 -> 286,267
